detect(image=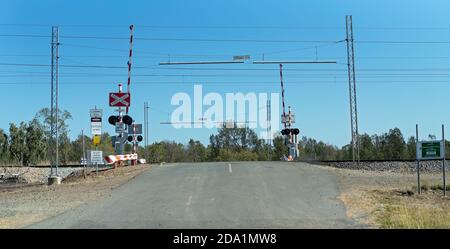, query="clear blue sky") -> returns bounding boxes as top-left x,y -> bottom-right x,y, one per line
1,0 -> 450,147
